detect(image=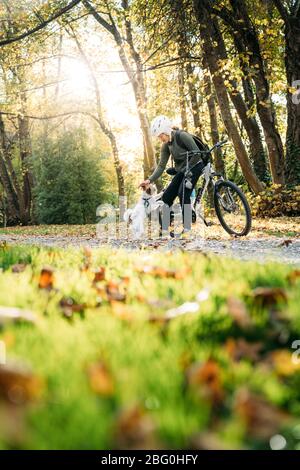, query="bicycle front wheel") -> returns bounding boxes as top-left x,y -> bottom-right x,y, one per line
214,180 -> 252,236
